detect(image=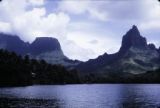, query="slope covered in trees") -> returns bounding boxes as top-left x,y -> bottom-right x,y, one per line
0,49 -> 80,86
0,49 -> 160,86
